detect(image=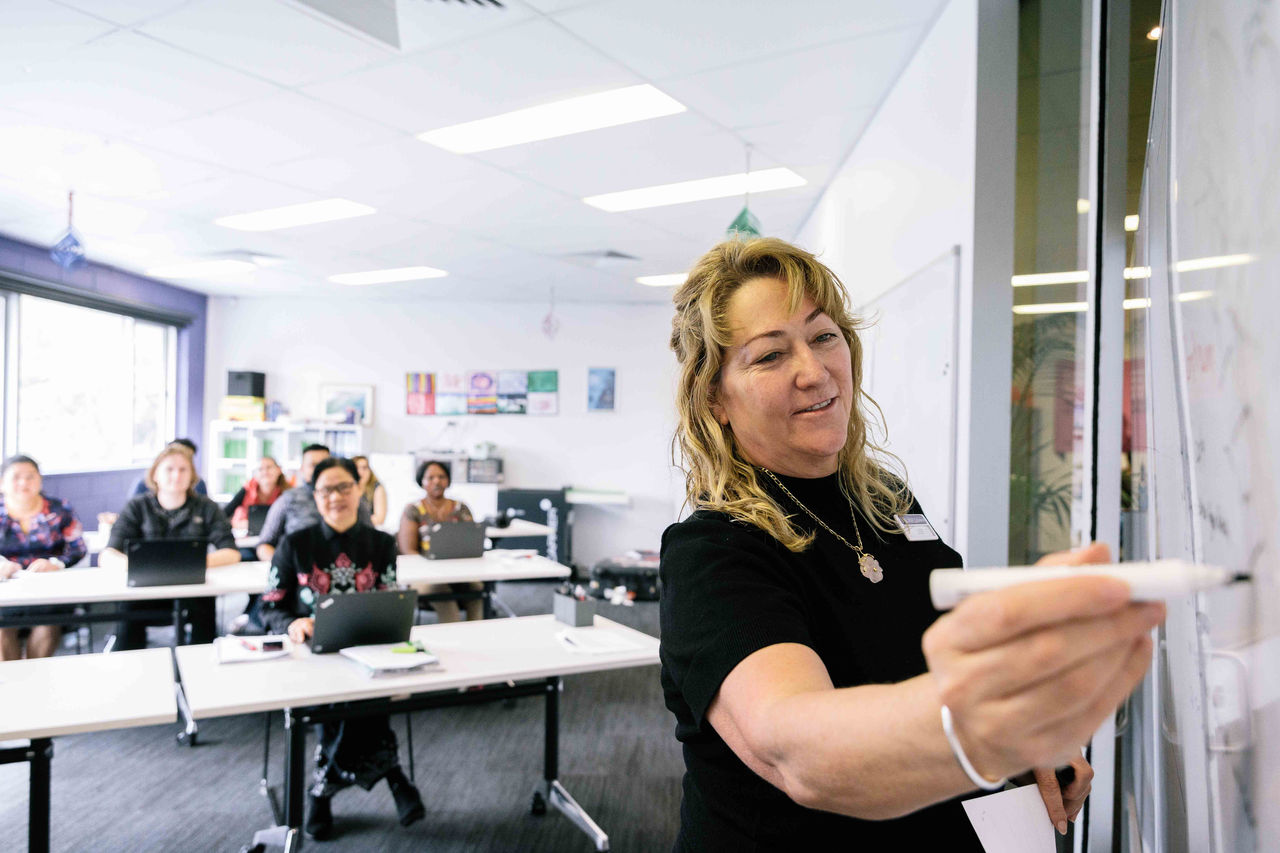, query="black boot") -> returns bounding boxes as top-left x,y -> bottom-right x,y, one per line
386,768 -> 425,827
305,794 -> 333,840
